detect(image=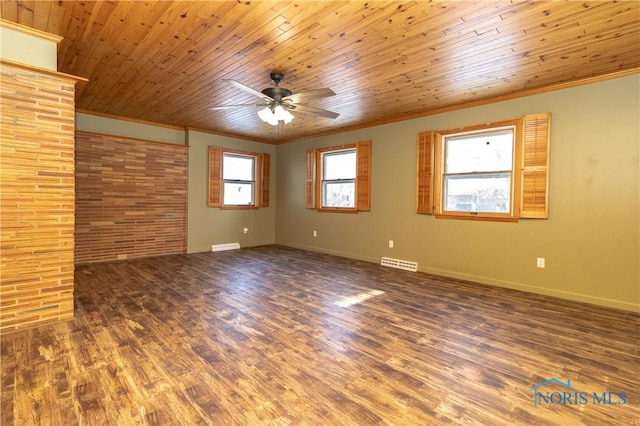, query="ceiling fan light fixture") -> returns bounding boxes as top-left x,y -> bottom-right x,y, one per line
275,104 -> 294,124
258,104 -> 294,126
258,106 -> 273,123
